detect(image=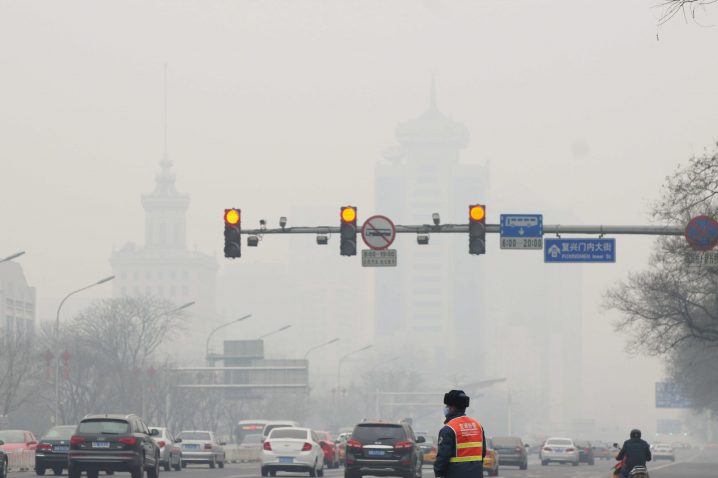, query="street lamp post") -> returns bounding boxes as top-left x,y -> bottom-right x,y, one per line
337,344 -> 373,391
205,314 -> 252,365
0,251 -> 25,264
303,338 -> 340,359
259,324 -> 292,339
54,275 -> 115,425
